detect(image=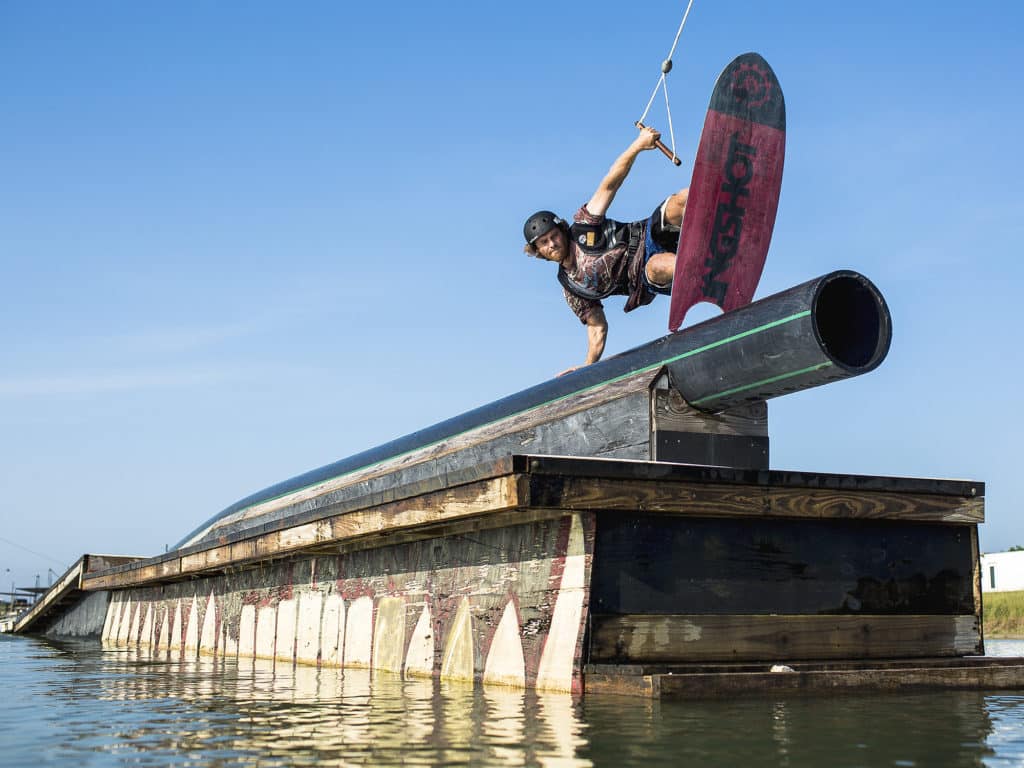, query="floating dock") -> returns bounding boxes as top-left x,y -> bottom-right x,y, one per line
13,271 -> 1024,697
